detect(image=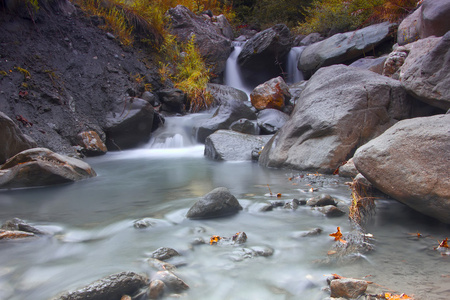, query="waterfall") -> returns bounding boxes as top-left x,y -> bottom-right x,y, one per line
286,46 -> 306,84
224,41 -> 252,95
